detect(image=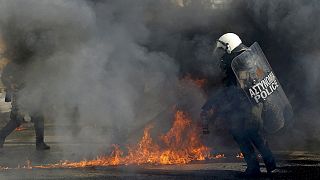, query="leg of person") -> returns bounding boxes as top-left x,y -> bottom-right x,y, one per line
231,129 -> 261,176
32,114 -> 50,150
0,111 -> 23,148
248,129 -> 276,173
